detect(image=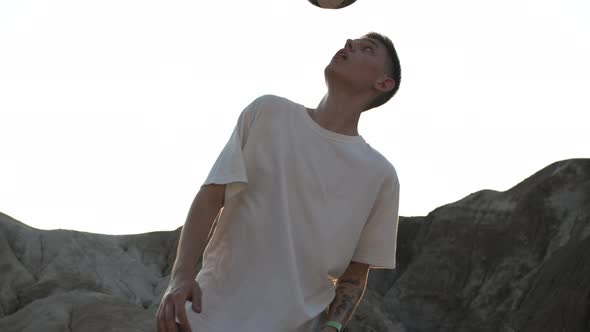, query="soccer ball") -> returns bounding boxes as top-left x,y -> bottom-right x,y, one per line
308,0 -> 357,9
